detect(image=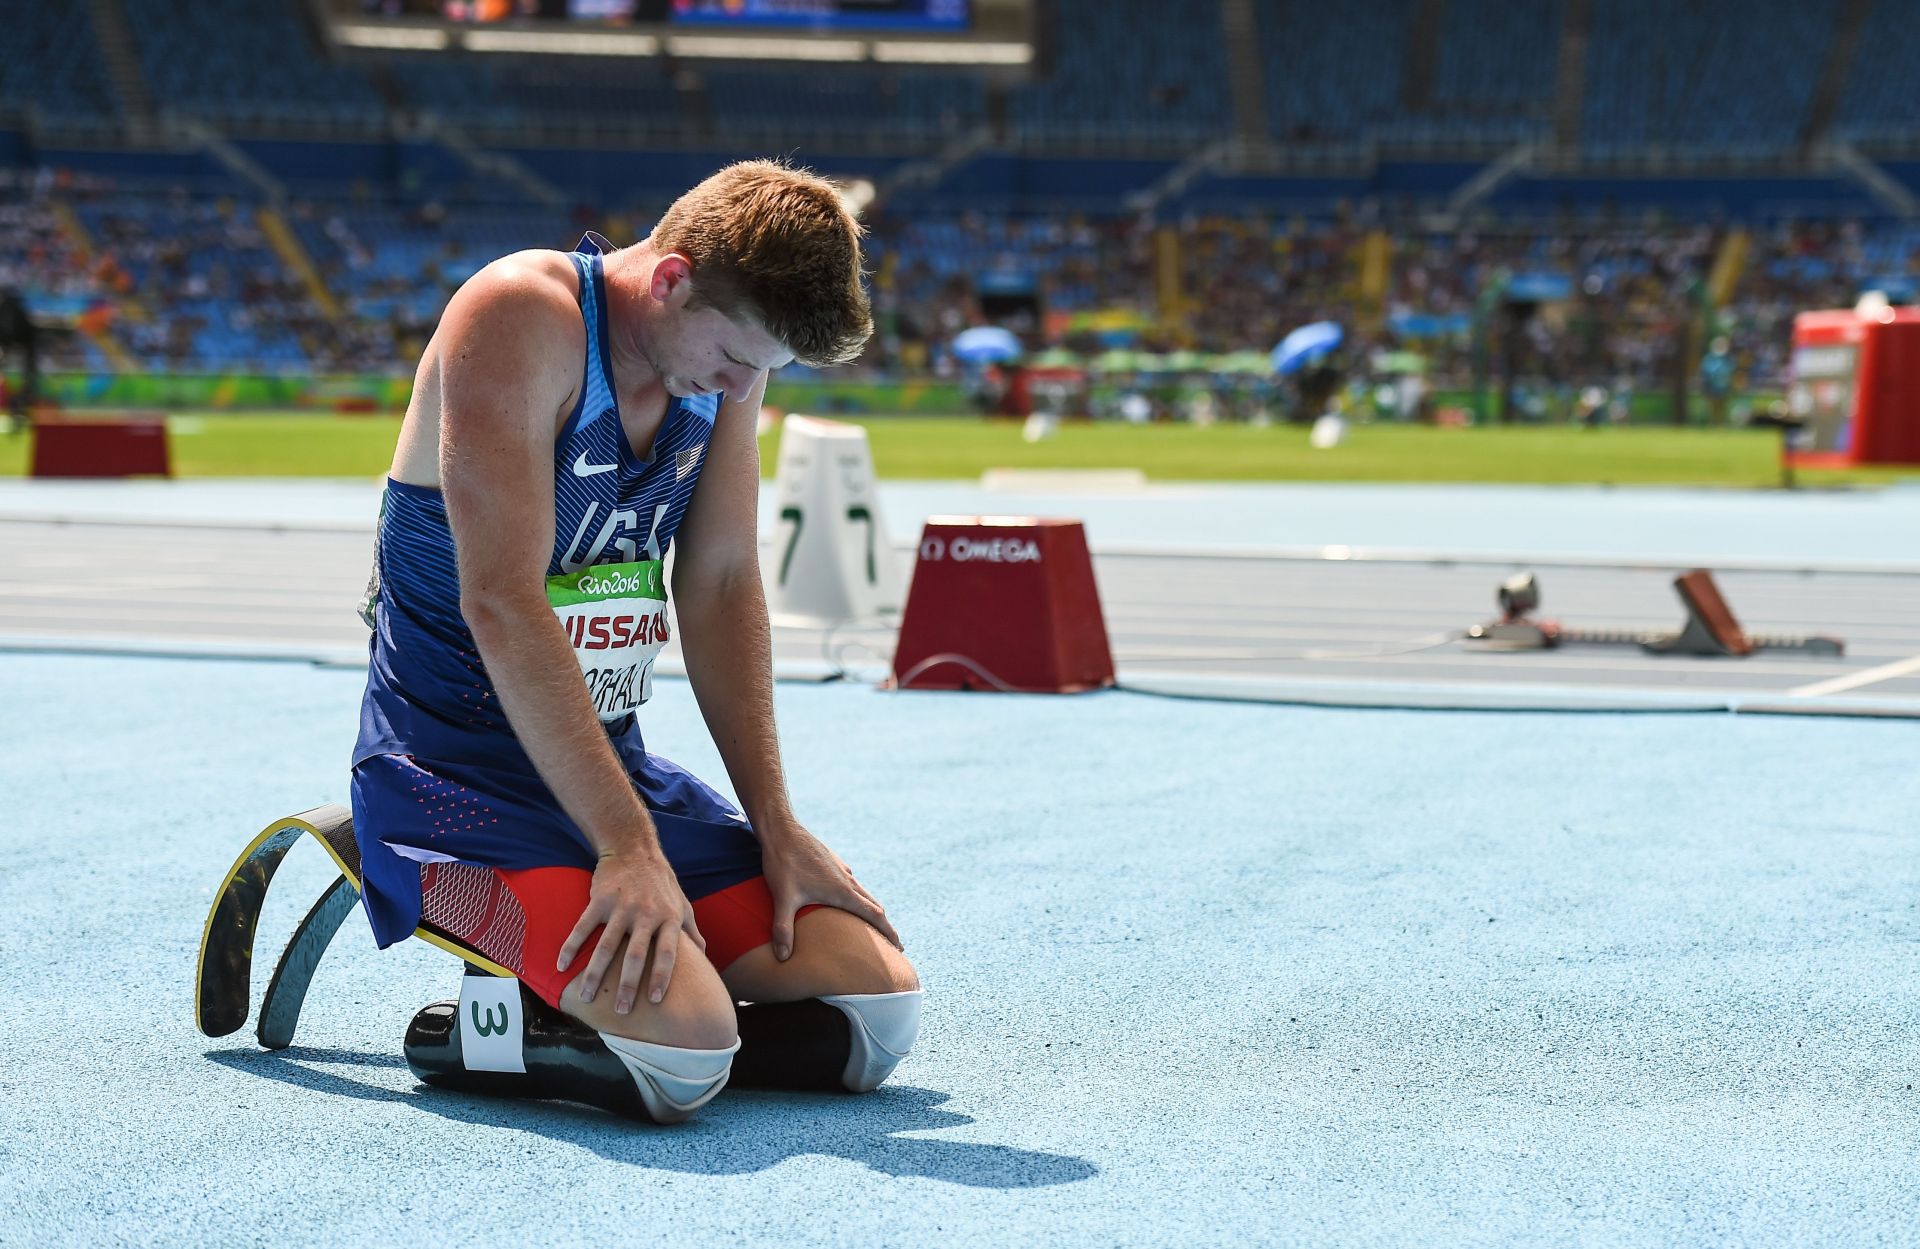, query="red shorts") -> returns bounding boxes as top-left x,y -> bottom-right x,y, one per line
418,861 -> 820,1009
